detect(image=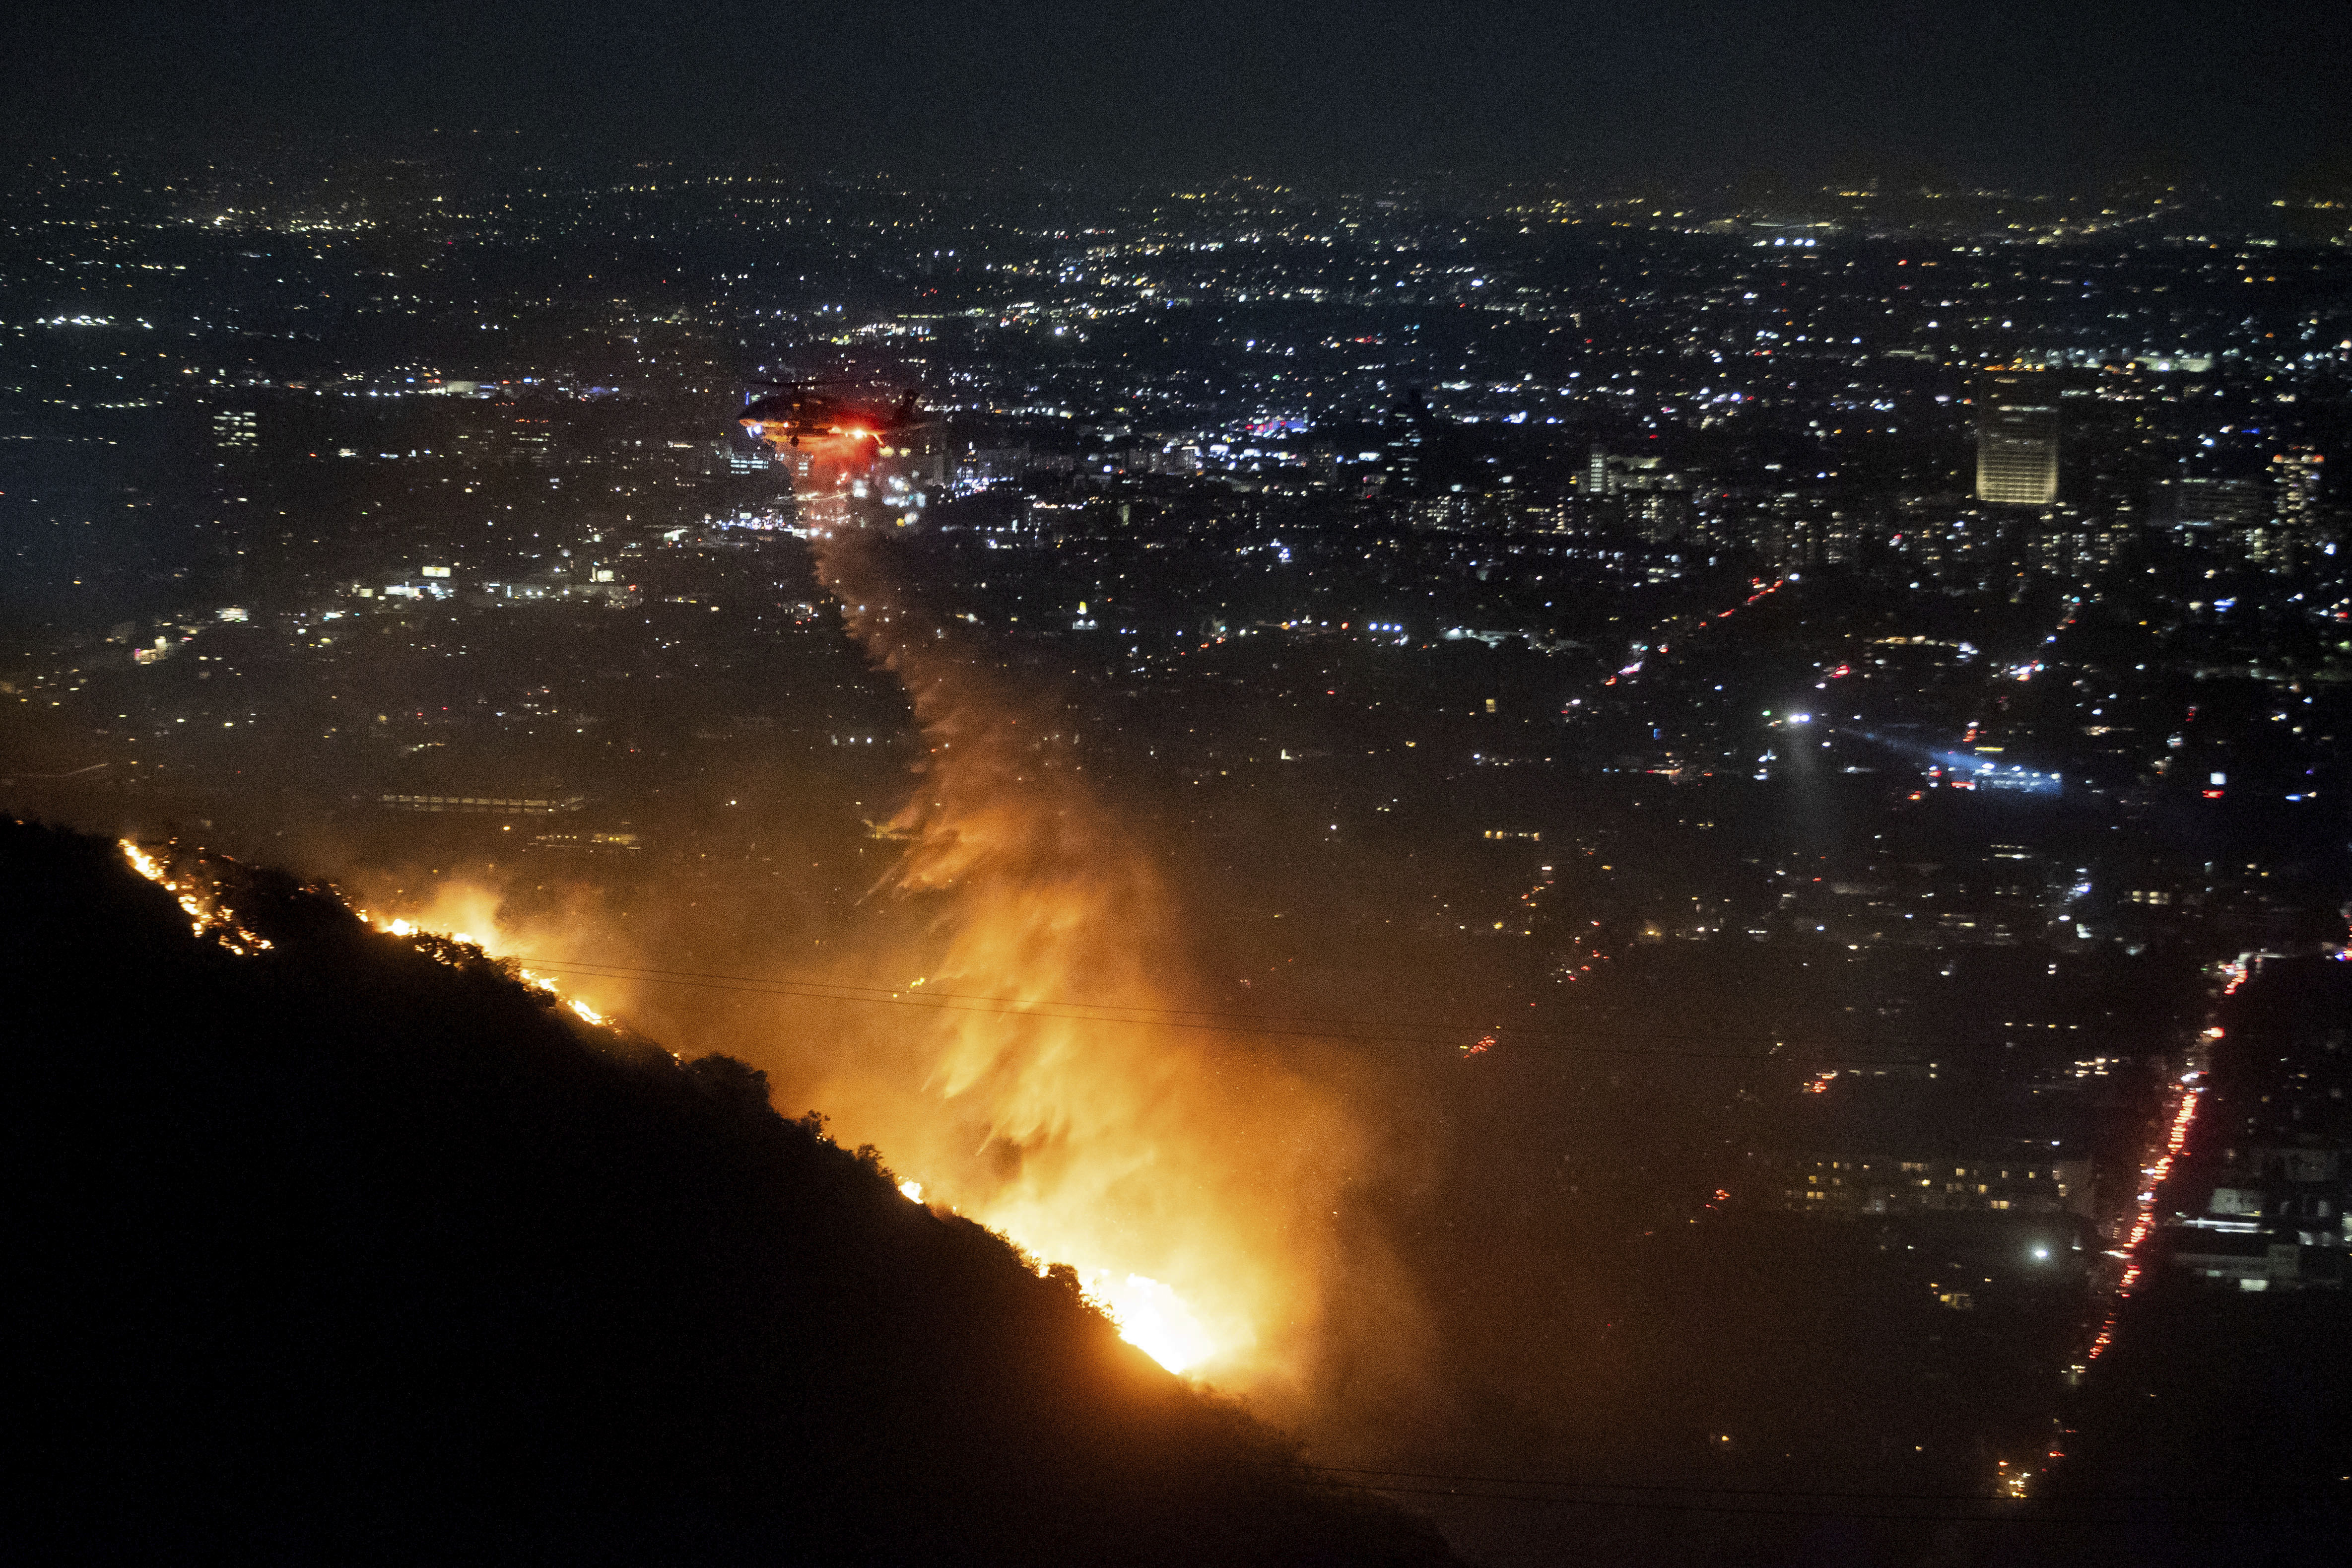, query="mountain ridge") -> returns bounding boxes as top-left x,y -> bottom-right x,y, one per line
7,818 -> 1450,1567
